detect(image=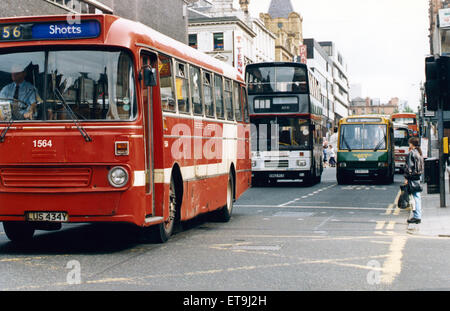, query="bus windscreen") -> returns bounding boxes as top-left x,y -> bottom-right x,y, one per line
340,124 -> 387,151
251,116 -> 311,151
0,49 -> 136,122
246,66 -> 308,95
394,128 -> 409,147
